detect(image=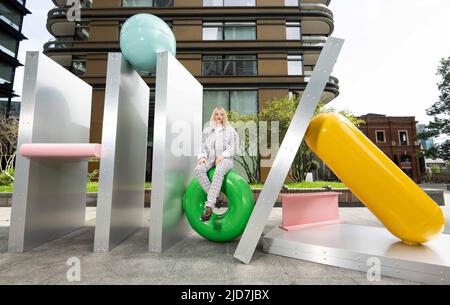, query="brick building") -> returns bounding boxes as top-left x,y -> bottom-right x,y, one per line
359,114 -> 427,182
